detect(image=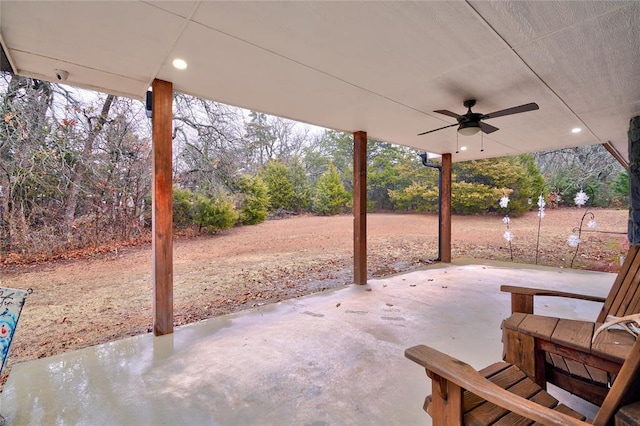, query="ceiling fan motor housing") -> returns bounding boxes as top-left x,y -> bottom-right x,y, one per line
458,112 -> 483,124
